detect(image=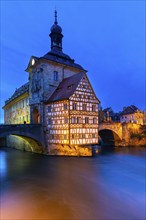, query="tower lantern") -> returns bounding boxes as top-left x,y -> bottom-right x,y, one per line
49,10 -> 63,51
